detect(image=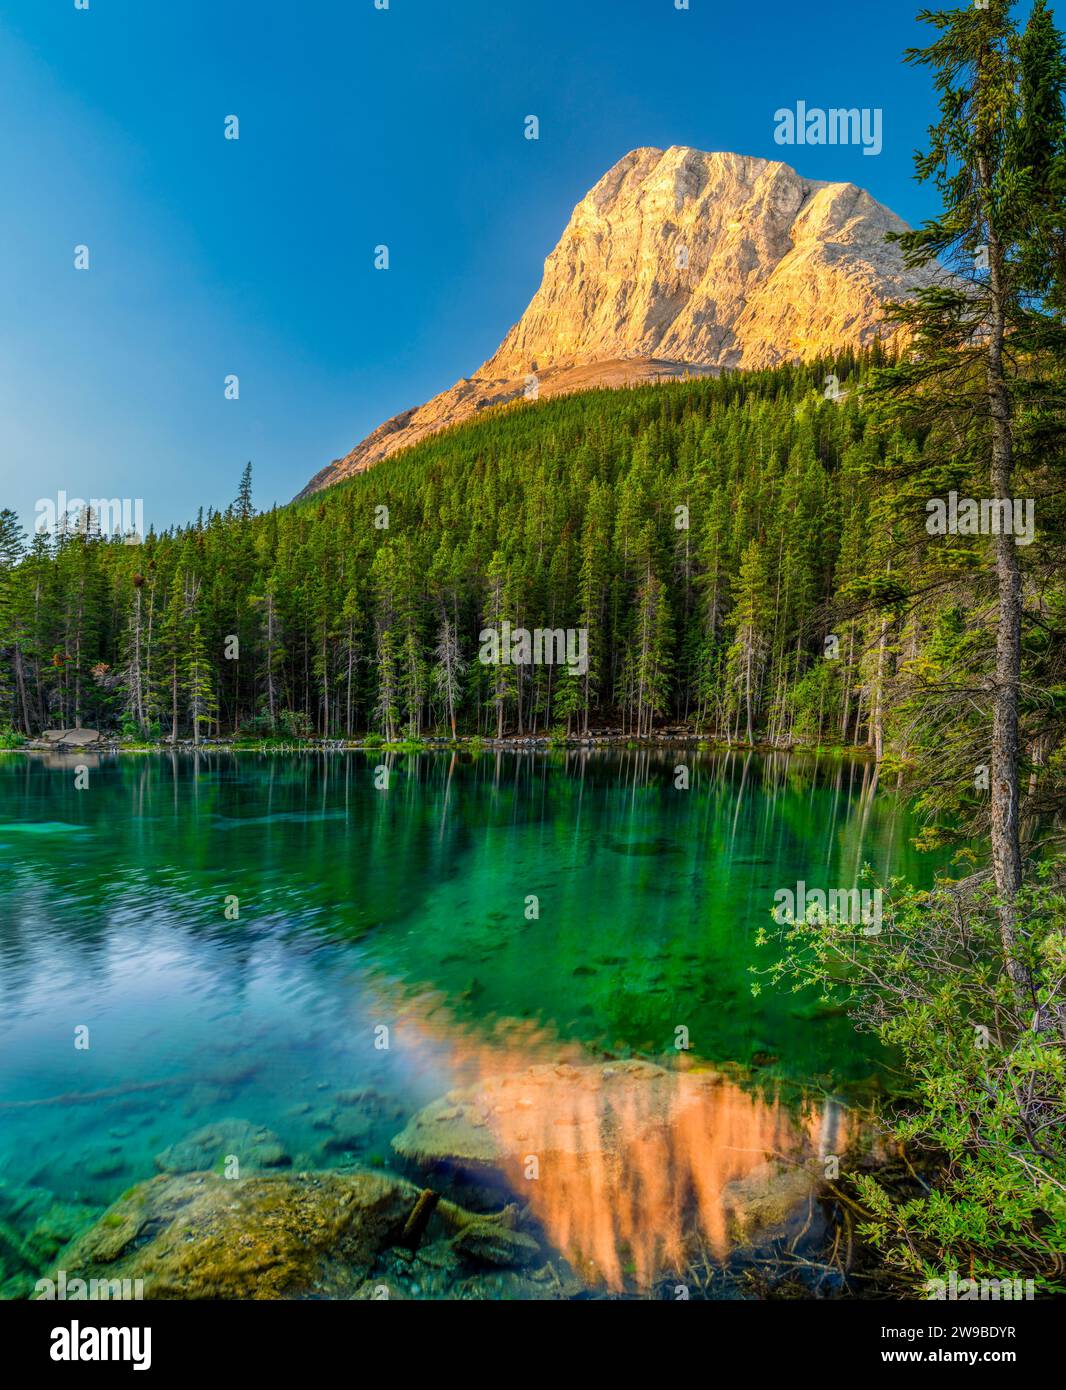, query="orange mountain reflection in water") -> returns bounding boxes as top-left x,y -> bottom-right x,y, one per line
388,1000 -> 851,1291
484,1060 -> 847,1290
